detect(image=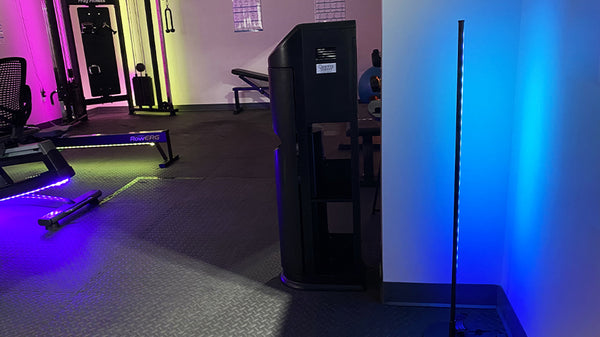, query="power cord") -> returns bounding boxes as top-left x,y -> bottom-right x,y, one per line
16,0 -> 46,100
455,313 -> 509,337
